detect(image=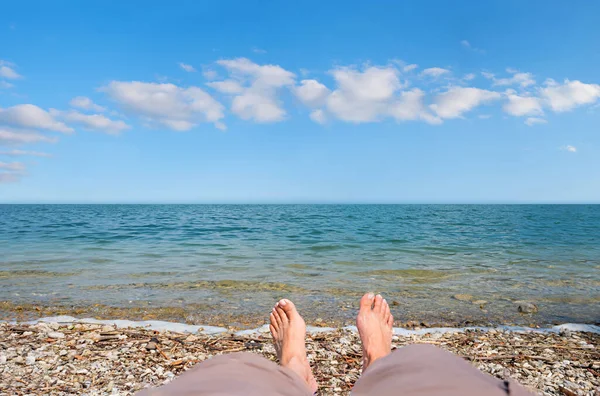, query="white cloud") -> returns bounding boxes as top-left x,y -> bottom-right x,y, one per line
463,73 -> 476,81
431,87 -> 501,119
0,161 -> 25,171
217,58 -> 295,87
251,47 -> 267,54
561,145 -> 577,153
460,40 -> 485,54
0,159 -> 26,183
69,96 -> 106,112
403,64 -> 418,72
540,79 -> 600,112
0,81 -> 14,89
230,92 -> 286,123
215,58 -> 296,123
478,114 -> 492,119
0,61 -> 22,79
389,88 -> 441,124
0,104 -> 73,133
421,67 -> 450,78
325,65 -> 401,123
0,149 -> 51,157
0,172 -> 21,183
503,94 -> 543,116
310,109 -> 326,124
332,66 -> 401,101
0,127 -> 58,145
484,69 -> 535,88
179,63 -> 196,72
101,81 -> 225,131
293,79 -> 330,107
524,117 -> 547,126
206,79 -> 244,94
481,71 -> 495,80
52,110 -> 131,135
493,71 -> 535,88
307,66 -> 441,125
202,68 -> 218,80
